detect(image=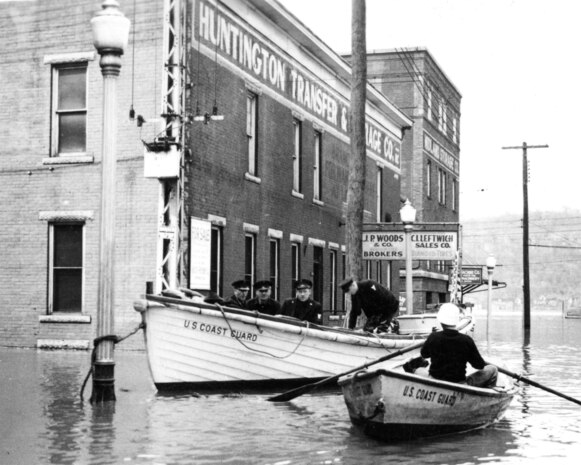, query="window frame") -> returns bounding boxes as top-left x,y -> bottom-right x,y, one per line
291,242 -> 301,293
246,91 -> 258,176
48,222 -> 84,314
313,130 -> 323,201
426,159 -> 432,198
244,233 -> 256,293
329,249 -> 337,314
51,62 -> 88,157
292,118 -> 302,194
210,226 -> 223,295
269,238 -> 280,300
376,166 -> 383,222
